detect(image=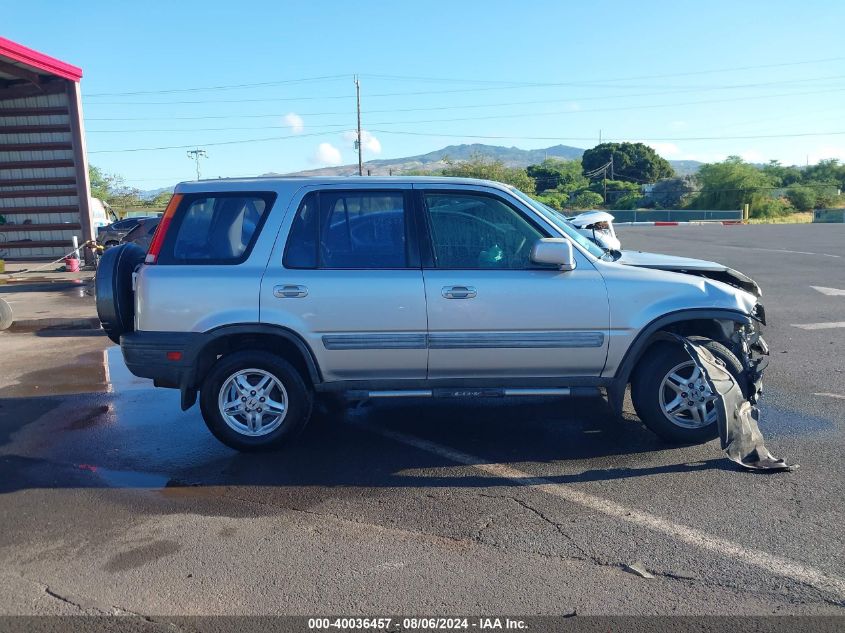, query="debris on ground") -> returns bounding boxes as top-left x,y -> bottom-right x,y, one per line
675,335 -> 797,471
624,562 -> 655,579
